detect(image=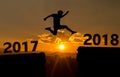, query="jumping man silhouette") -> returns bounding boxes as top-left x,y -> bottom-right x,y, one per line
44,10 -> 76,35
